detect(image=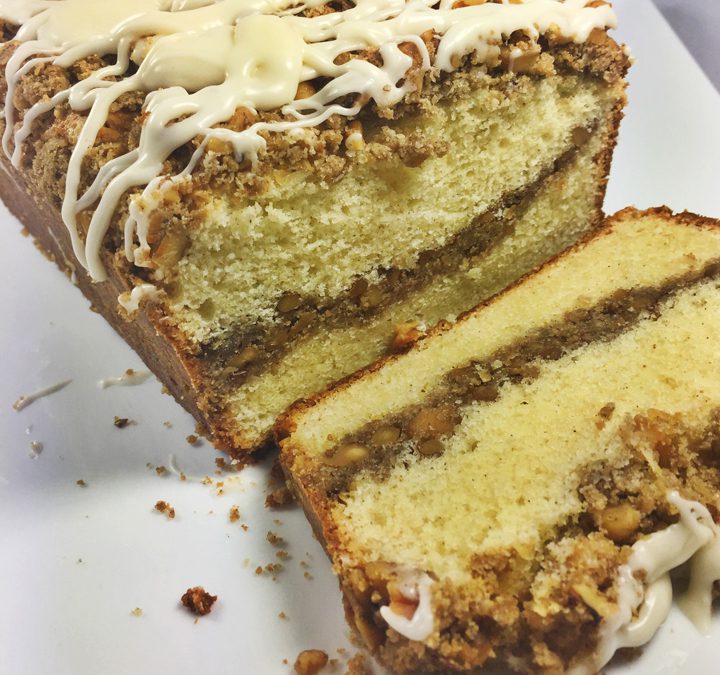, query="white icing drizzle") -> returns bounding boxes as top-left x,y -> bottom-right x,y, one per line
97,368 -> 152,389
571,491 -> 720,675
379,570 -> 435,641
12,378 -> 72,410
0,0 -> 616,284
118,283 -> 162,314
